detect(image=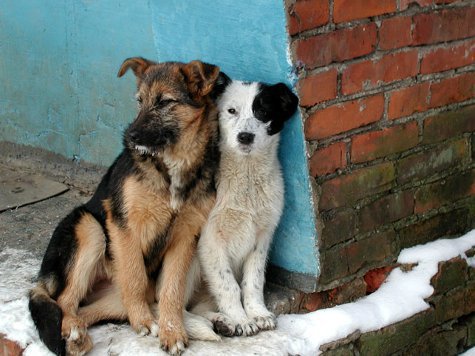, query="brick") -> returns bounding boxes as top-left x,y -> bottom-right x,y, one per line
398,208 -> 469,248
359,191 -> 415,232
415,169 -> 475,213
397,138 -> 469,184
288,0 -> 329,35
0,334 -> 22,356
297,69 -> 337,107
423,105 -> 475,144
413,7 -> 475,45
310,142 -> 347,177
320,162 -> 395,210
364,266 -> 395,293
379,16 -> 413,50
333,277 -> 367,304
319,247 -> 349,285
302,292 -> 325,312
429,72 -> 475,109
431,257 -> 468,295
344,230 -> 396,274
351,122 -> 419,163
305,95 -> 384,140
433,287 -> 467,323
341,50 -> 419,95
421,39 -> 475,74
400,0 -> 432,9
321,208 -> 356,248
409,325 -> 467,356
467,313 -> 475,347
388,83 -> 430,120
358,310 -> 436,355
333,0 -> 397,23
295,23 -> 377,69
